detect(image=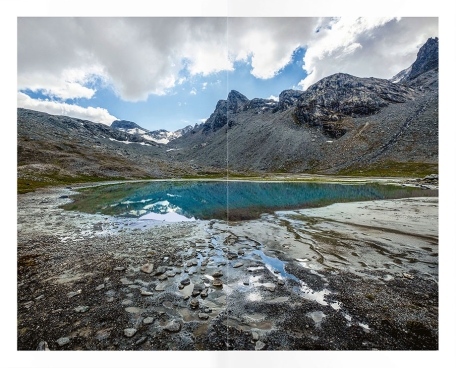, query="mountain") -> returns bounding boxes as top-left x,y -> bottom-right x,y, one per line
17,109 -> 222,192
168,37 -> 438,175
110,119 -> 193,144
17,37 -> 438,191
